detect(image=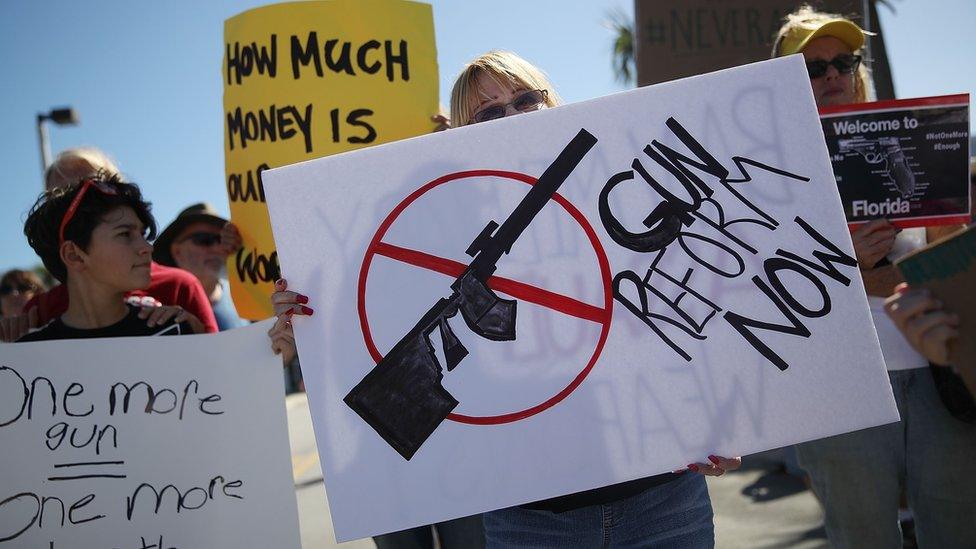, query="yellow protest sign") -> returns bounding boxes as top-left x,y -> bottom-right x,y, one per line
223,0 -> 438,319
